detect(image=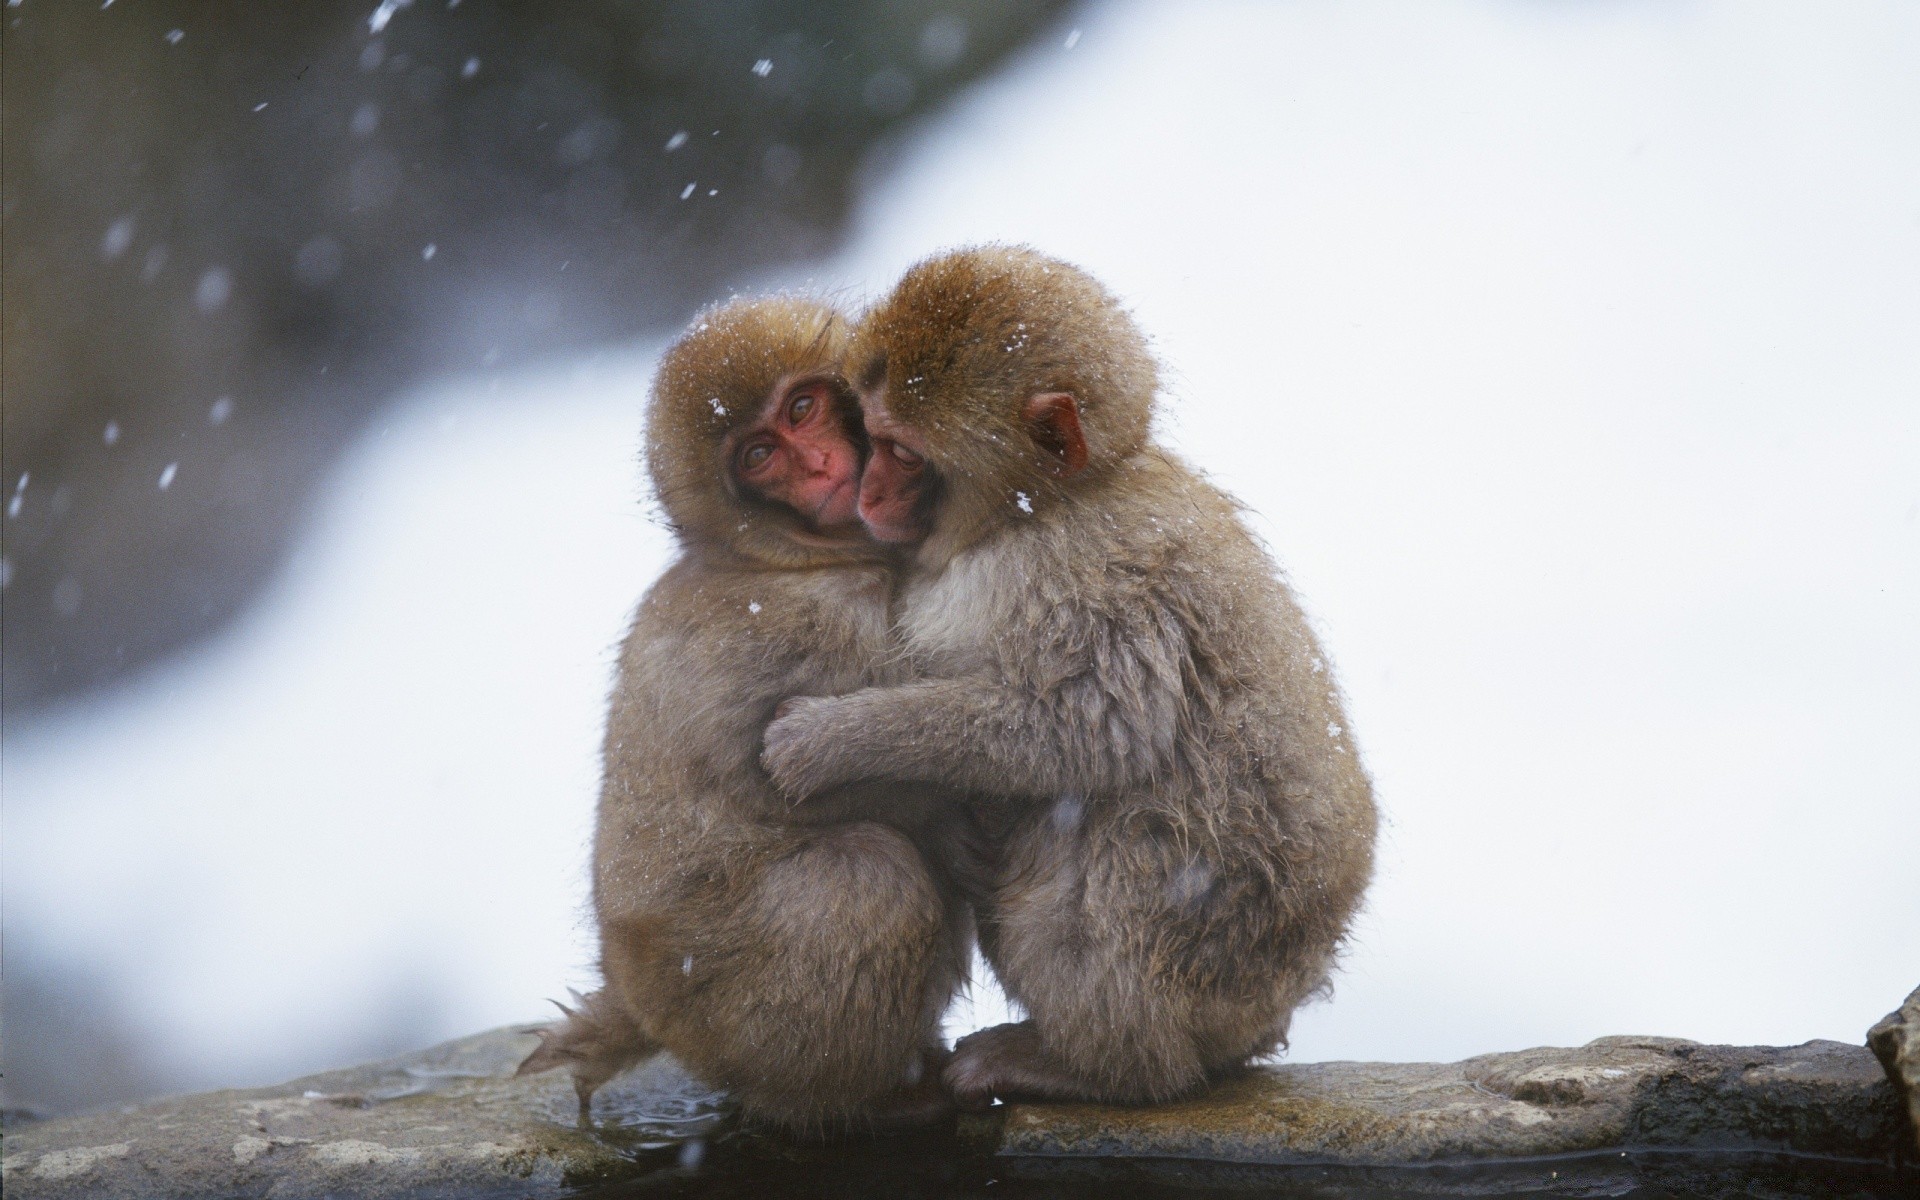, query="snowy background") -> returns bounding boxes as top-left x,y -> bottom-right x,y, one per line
8,0 -> 1918,1108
